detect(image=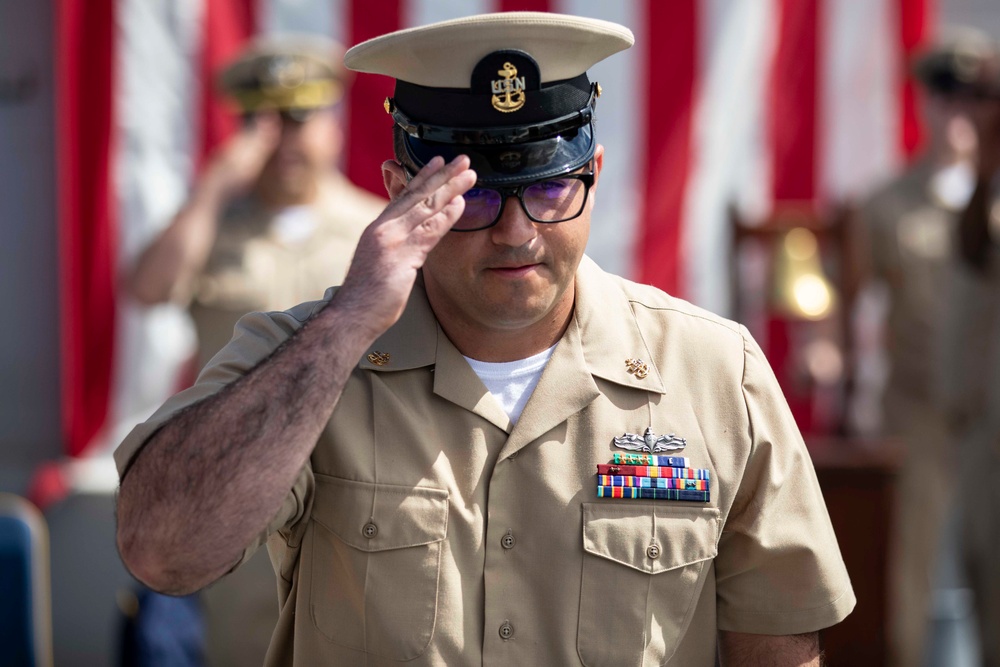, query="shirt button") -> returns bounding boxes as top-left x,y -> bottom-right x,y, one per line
499,621 -> 514,640
646,543 -> 661,560
362,522 -> 378,539
501,531 -> 516,550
